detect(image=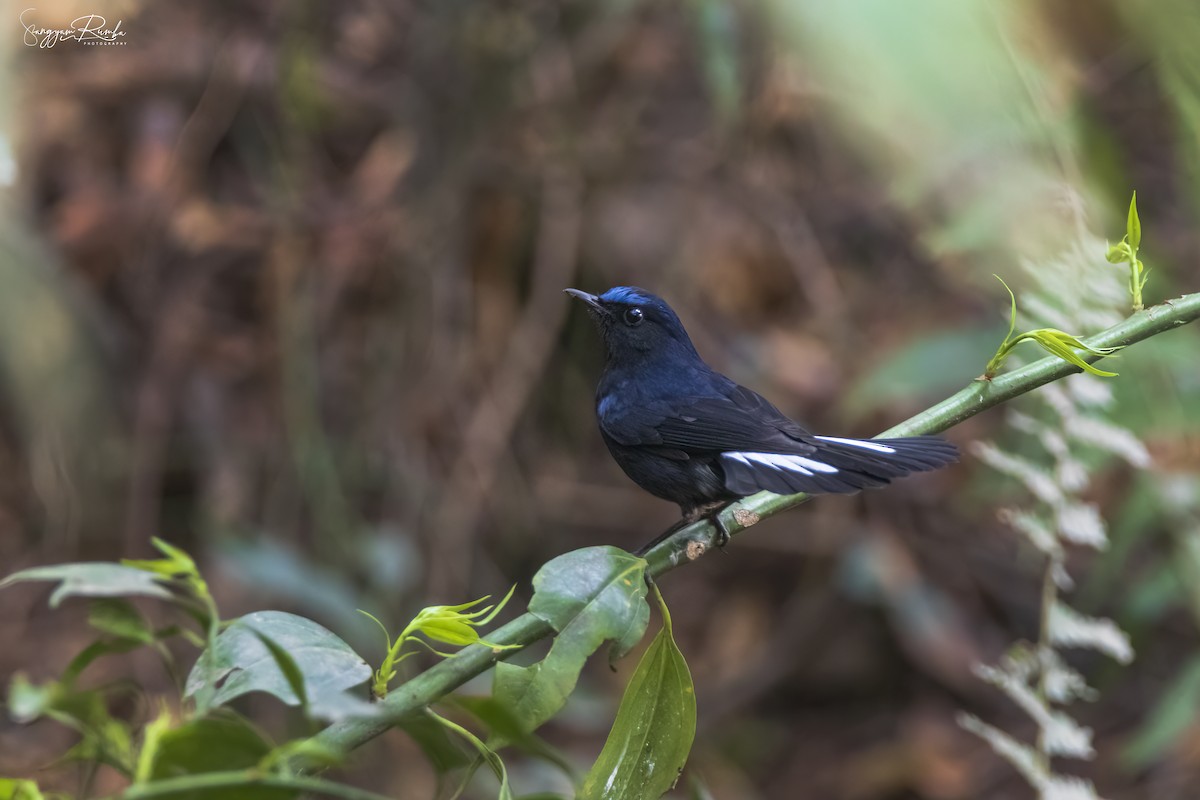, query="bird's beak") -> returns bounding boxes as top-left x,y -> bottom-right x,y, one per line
563,288 -> 607,314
